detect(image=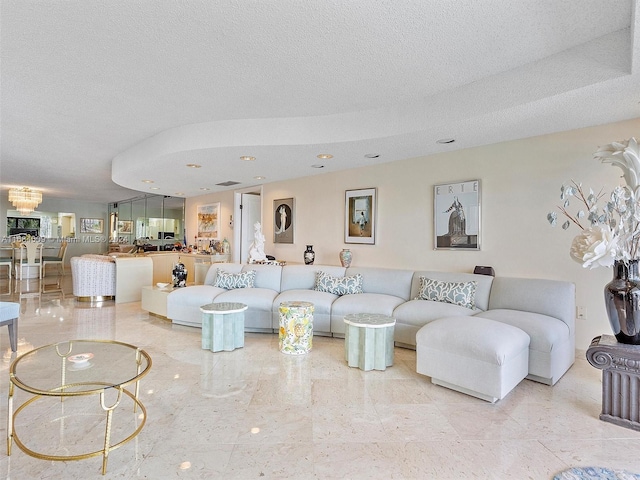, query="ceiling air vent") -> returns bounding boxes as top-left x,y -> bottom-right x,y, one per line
216,181 -> 241,187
